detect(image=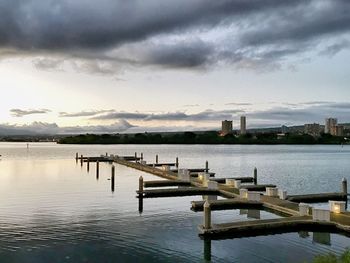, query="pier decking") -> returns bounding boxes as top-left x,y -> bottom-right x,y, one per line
77,153 -> 350,240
